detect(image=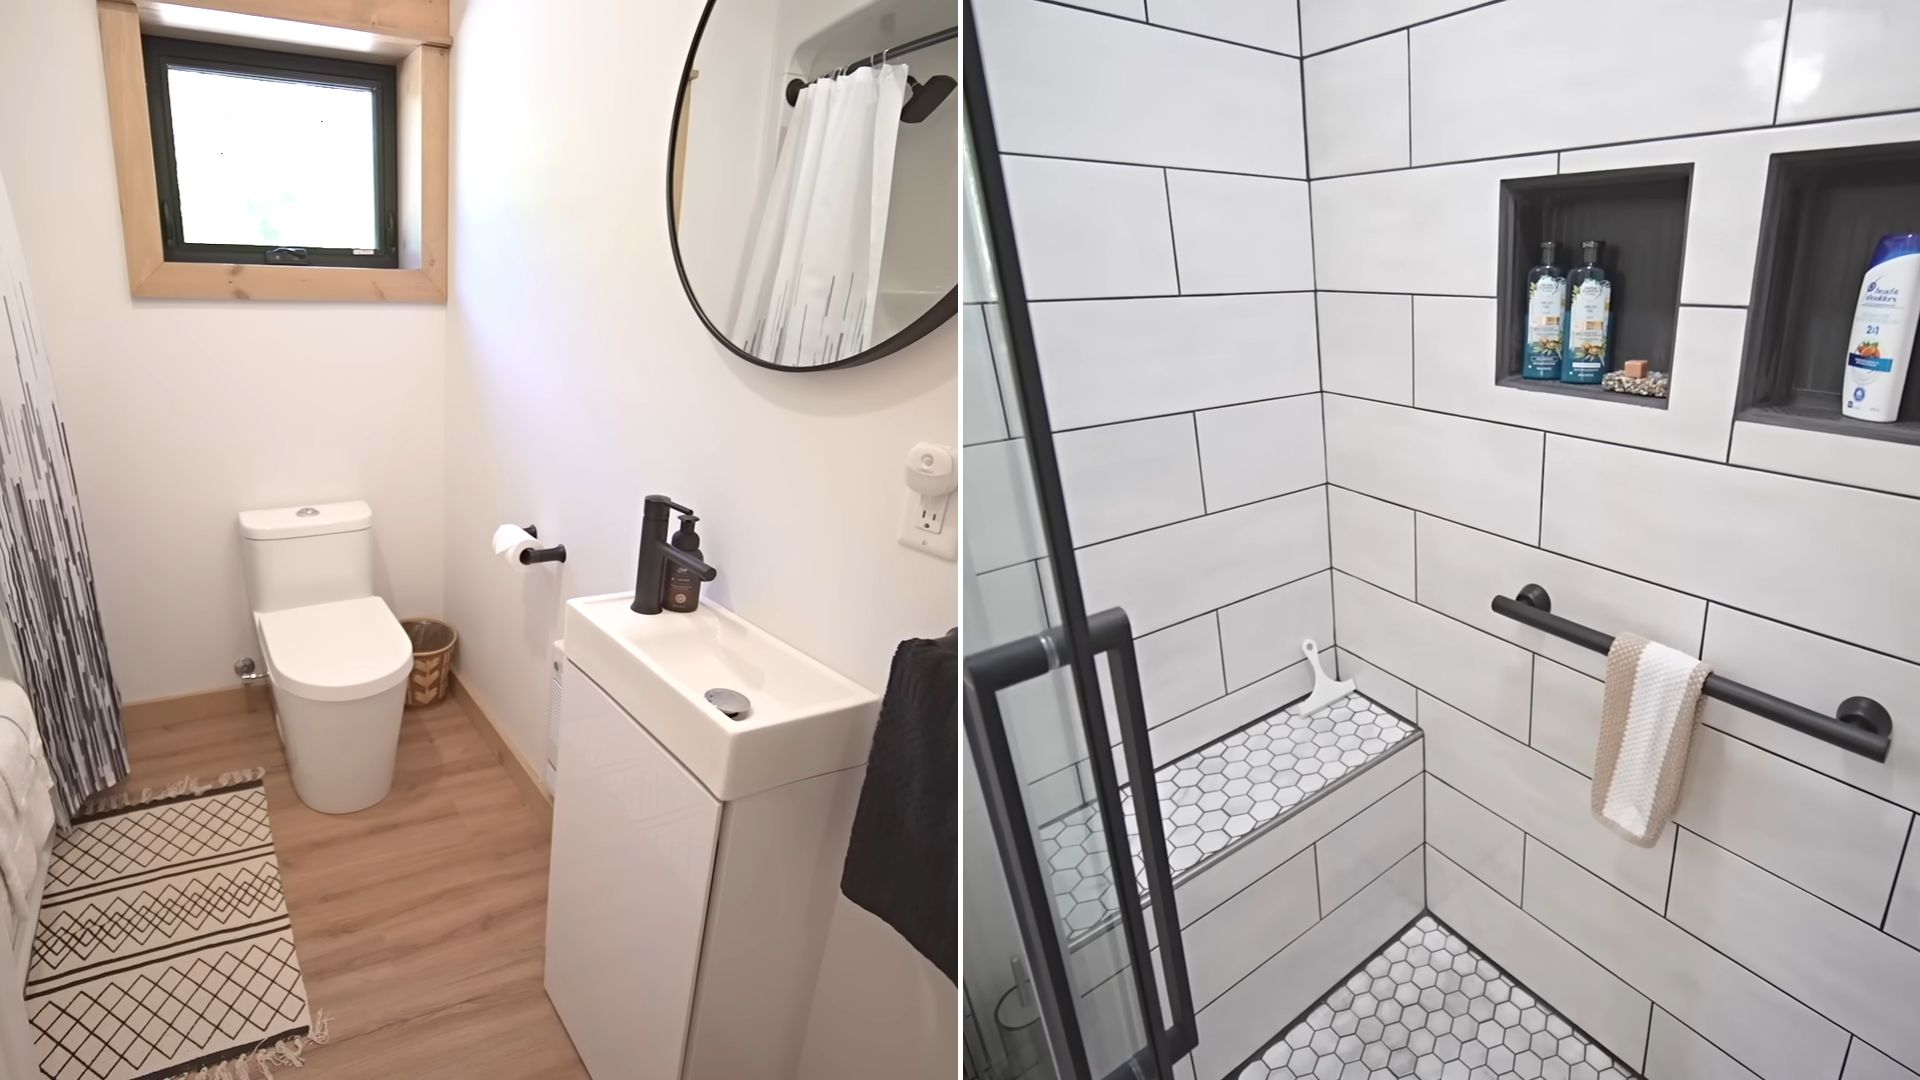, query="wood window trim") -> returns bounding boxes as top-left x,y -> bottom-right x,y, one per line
96,0 -> 448,302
